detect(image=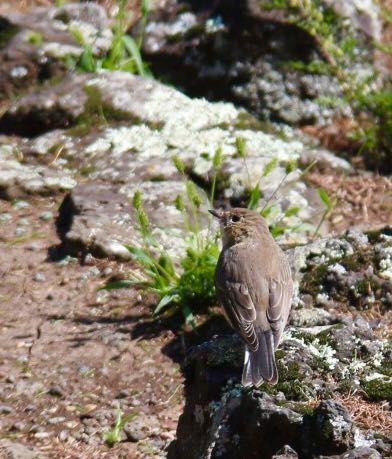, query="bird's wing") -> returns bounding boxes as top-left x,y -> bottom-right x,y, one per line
219,279 -> 260,351
267,257 -> 293,348
216,248 -> 268,351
